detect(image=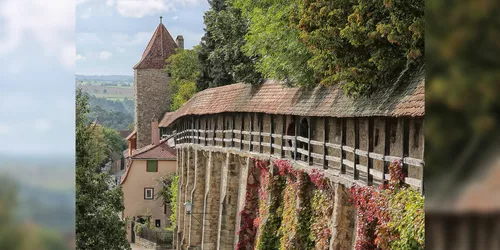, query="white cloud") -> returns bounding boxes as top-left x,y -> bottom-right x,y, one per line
34,119 -> 52,131
100,51 -> 113,60
0,0 -> 74,68
172,16 -> 178,20
109,0 -> 201,18
0,123 -> 11,135
76,54 -> 86,61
